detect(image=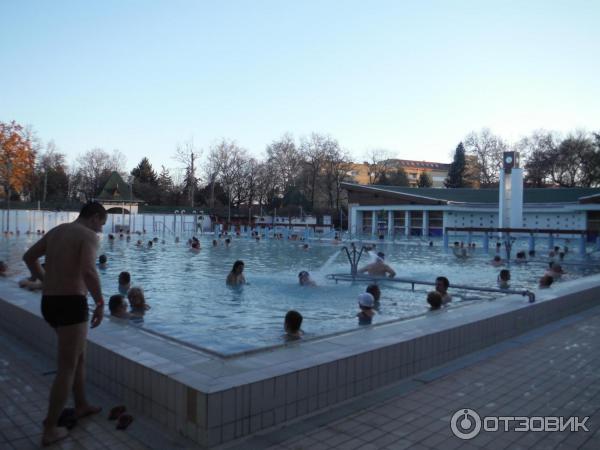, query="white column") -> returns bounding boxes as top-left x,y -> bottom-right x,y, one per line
371,211 -> 377,237
422,210 -> 429,237
387,210 -> 393,236
404,211 -> 410,237
350,205 -> 358,236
